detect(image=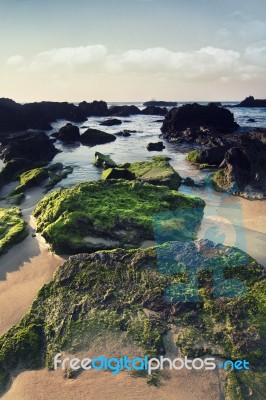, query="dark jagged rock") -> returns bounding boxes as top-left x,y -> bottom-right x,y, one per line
143,101 -> 177,107
100,118 -> 122,126
141,106 -> 168,116
115,130 -> 133,137
108,105 -> 141,117
56,123 -> 80,142
235,96 -> 266,108
80,128 -> 116,146
213,135 -> 266,199
0,98 -> 87,134
78,100 -> 108,116
182,177 -> 195,186
161,103 -> 239,142
147,142 -> 165,151
0,132 -> 59,163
